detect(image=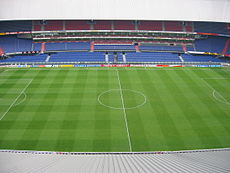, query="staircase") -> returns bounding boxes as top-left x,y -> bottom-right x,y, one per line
41,43 -> 45,53
135,44 -> 140,52
90,42 -> 94,52
179,55 -> 184,62
182,44 -> 187,52
0,48 -> 4,56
